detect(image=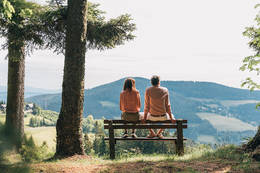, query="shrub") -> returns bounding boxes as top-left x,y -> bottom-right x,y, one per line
20,135 -> 51,162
